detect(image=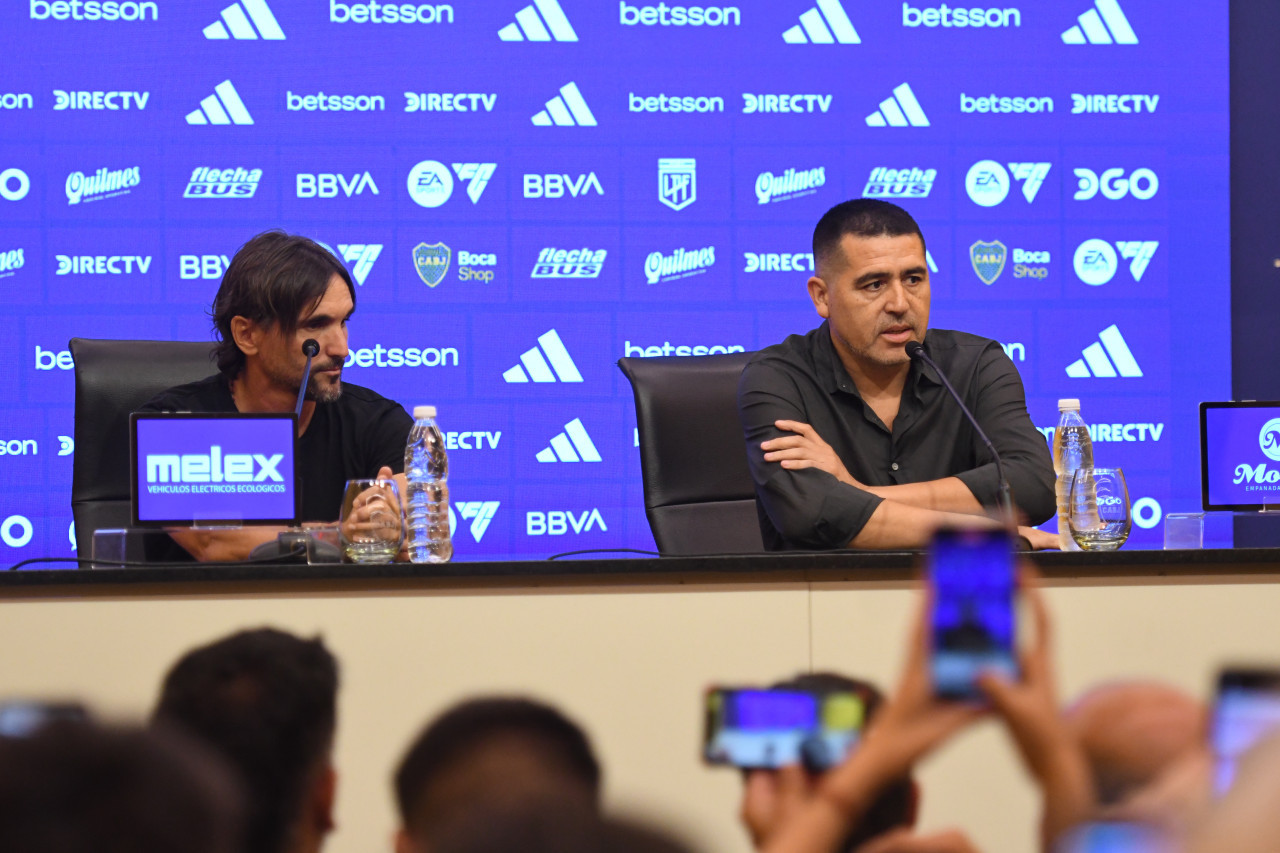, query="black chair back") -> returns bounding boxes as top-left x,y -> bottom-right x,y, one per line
69,338 -> 218,556
617,352 -> 764,555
